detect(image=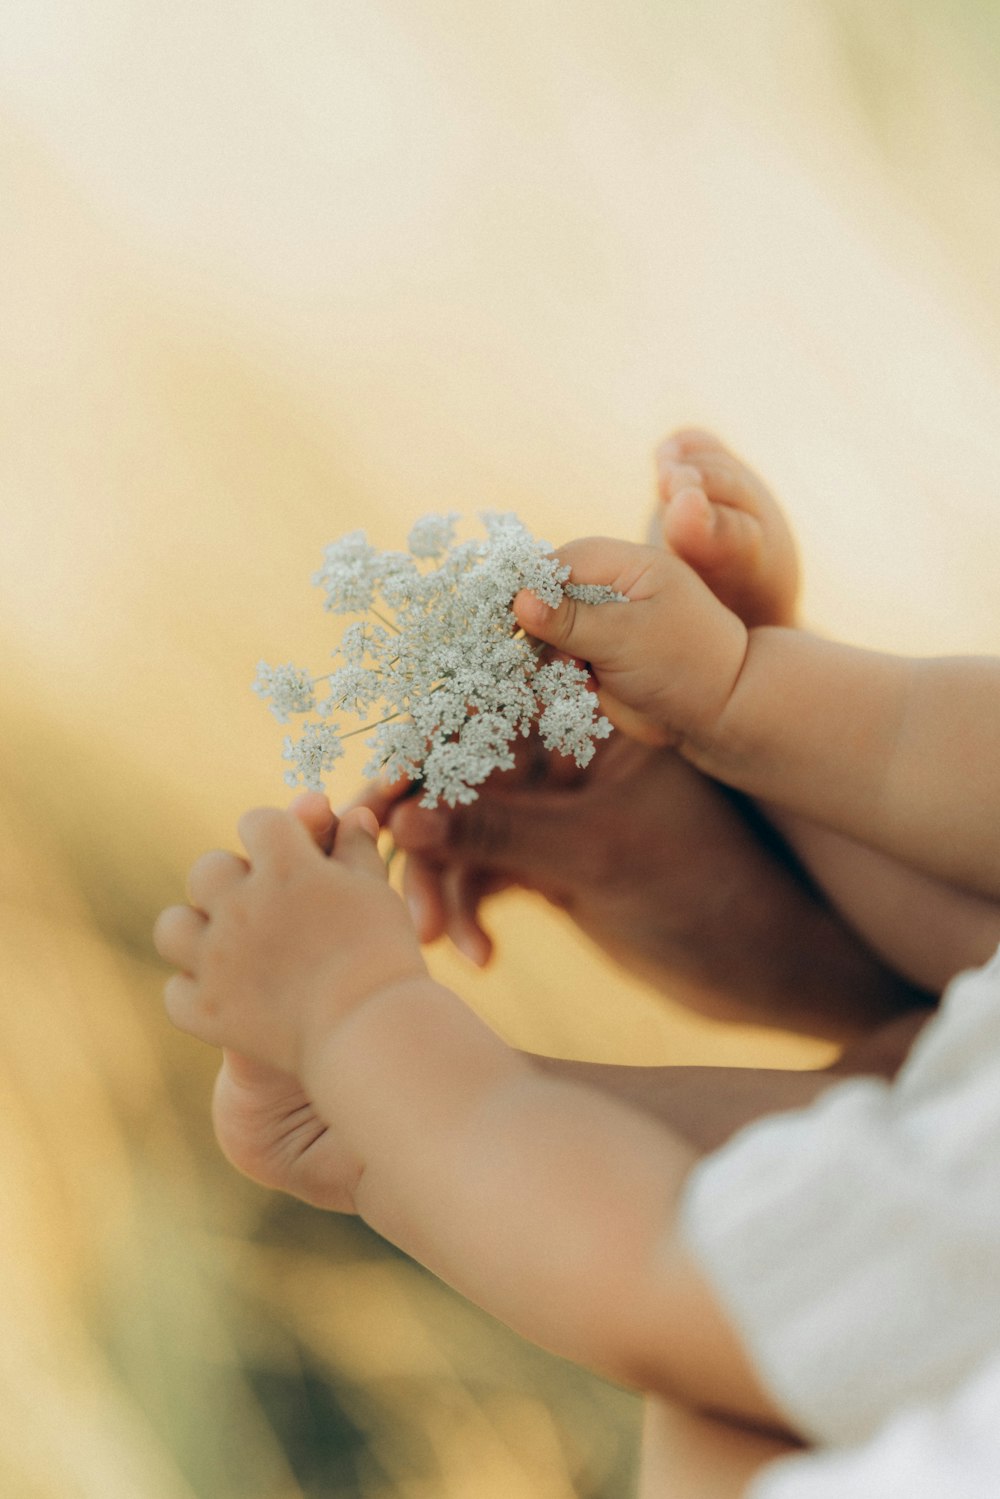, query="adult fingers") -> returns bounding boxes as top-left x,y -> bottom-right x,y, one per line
343,774 -> 413,824
333,806 -> 387,880
186,848 -> 248,912
402,851 -> 448,942
389,785 -> 584,888
402,845 -> 509,960
153,904 -> 207,973
656,460 -> 705,502
441,864 -> 495,966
